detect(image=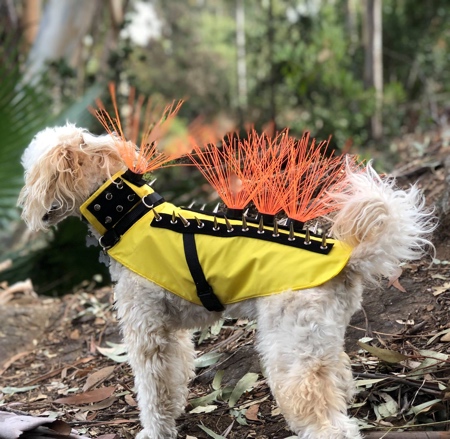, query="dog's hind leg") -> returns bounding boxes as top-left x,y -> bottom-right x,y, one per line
256,291 -> 362,439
